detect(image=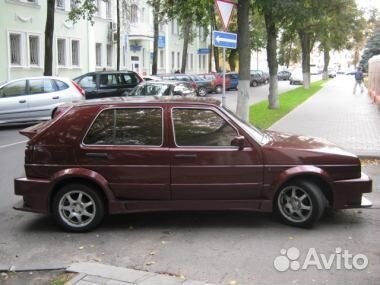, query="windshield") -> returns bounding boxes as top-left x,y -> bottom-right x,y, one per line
222,106 -> 269,144
129,83 -> 170,96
